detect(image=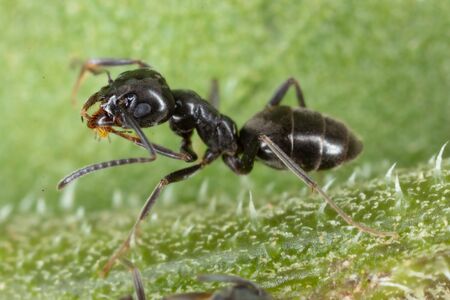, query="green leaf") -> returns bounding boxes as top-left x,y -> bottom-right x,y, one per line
1,159 -> 448,299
